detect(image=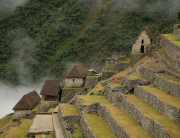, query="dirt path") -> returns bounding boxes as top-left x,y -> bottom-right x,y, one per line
52,113 -> 64,138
